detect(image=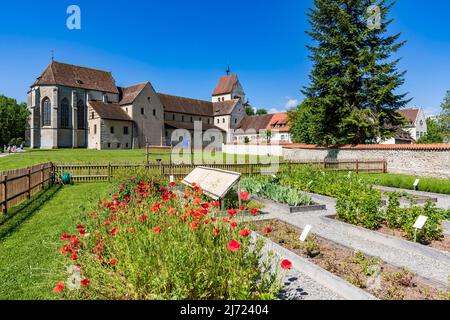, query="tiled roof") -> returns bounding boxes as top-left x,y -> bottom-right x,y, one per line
164,120 -> 226,132
212,74 -> 237,96
90,101 -> 132,121
237,114 -> 274,131
213,99 -> 240,116
283,143 -> 450,151
158,93 -> 213,117
33,61 -> 119,94
119,82 -> 148,105
399,108 -> 420,125
267,113 -> 290,132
